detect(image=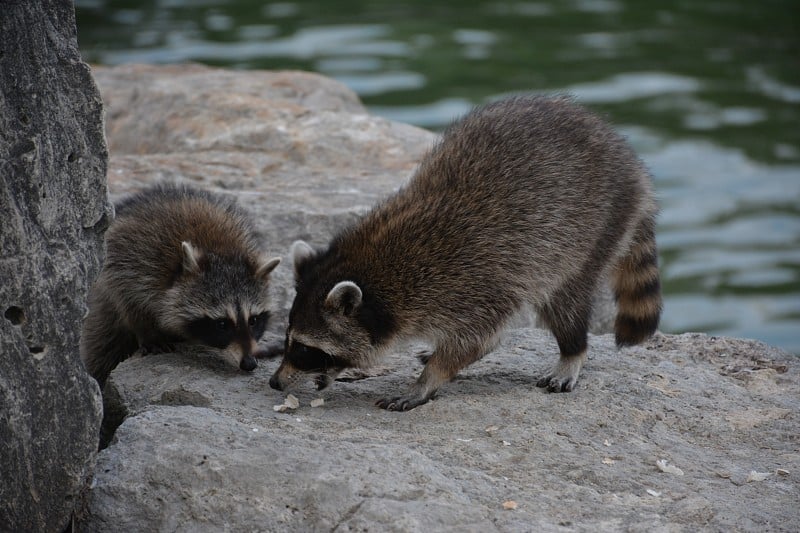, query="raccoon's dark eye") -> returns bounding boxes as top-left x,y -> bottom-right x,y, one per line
248,313 -> 267,327
247,312 -> 269,338
217,319 -> 232,331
